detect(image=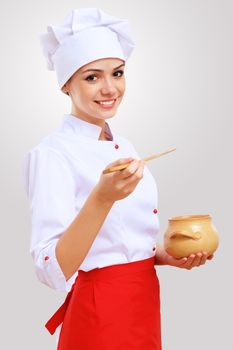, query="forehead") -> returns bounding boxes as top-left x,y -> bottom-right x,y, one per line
79,57 -> 125,72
